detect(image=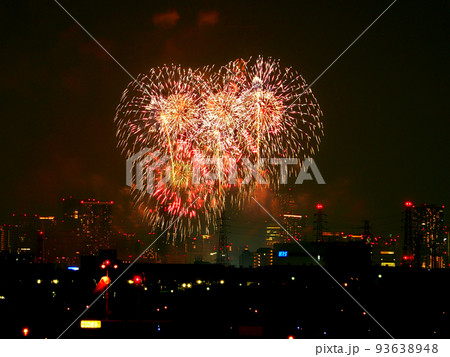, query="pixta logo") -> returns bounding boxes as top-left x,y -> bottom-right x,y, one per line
126,149 -> 325,193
